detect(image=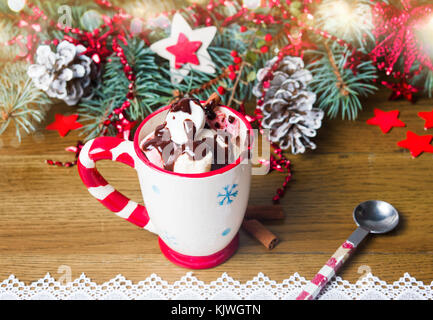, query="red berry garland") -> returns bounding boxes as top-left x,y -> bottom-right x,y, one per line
233,56 -> 242,64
